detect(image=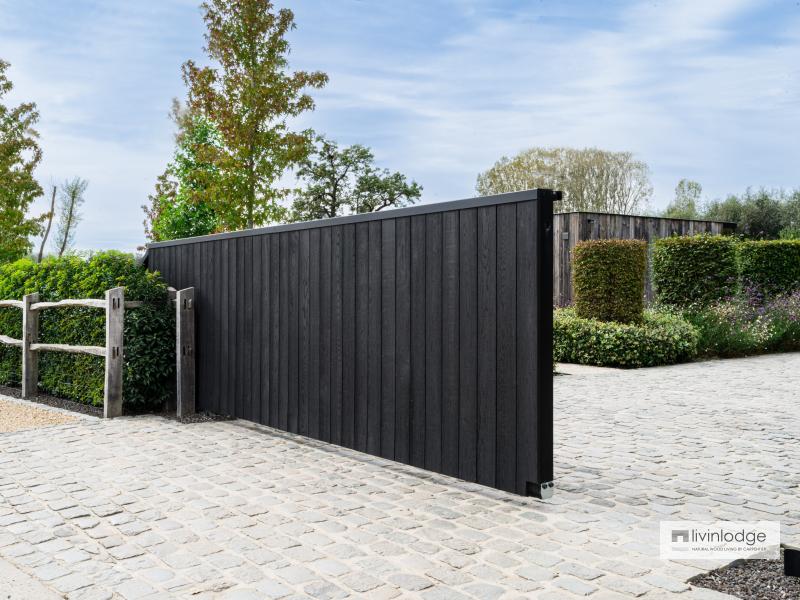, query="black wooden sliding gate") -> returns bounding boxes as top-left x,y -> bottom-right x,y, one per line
145,189 -> 556,496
